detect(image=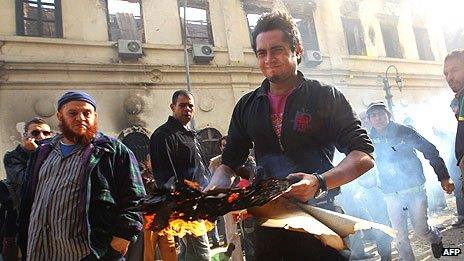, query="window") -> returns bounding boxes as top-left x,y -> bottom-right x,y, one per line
244,6 -> 320,52
198,128 -> 222,162
414,27 -> 434,61
380,23 -> 403,58
15,0 -> 62,38
341,17 -> 367,55
107,0 -> 144,42
243,0 -> 271,43
178,0 -> 214,45
246,13 -> 262,42
293,14 -> 320,52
